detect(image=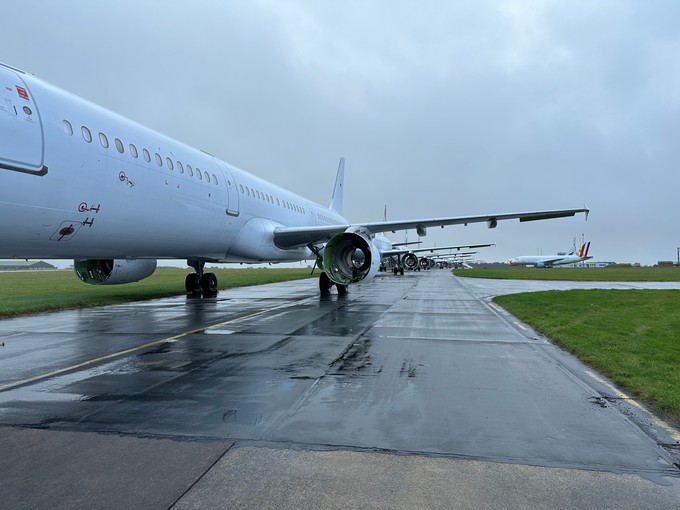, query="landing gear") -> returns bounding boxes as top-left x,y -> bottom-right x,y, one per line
186,259 -> 218,297
319,272 -> 348,296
